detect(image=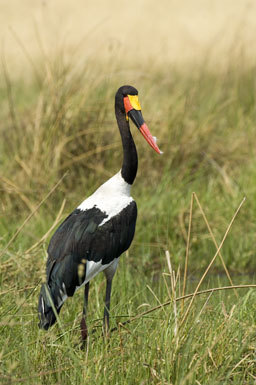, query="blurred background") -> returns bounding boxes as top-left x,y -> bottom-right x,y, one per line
1,0 -> 256,74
